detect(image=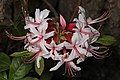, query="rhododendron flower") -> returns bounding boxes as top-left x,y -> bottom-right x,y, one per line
50,49 -> 81,77
45,39 -> 65,60
64,32 -> 92,62
6,5 -> 110,76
